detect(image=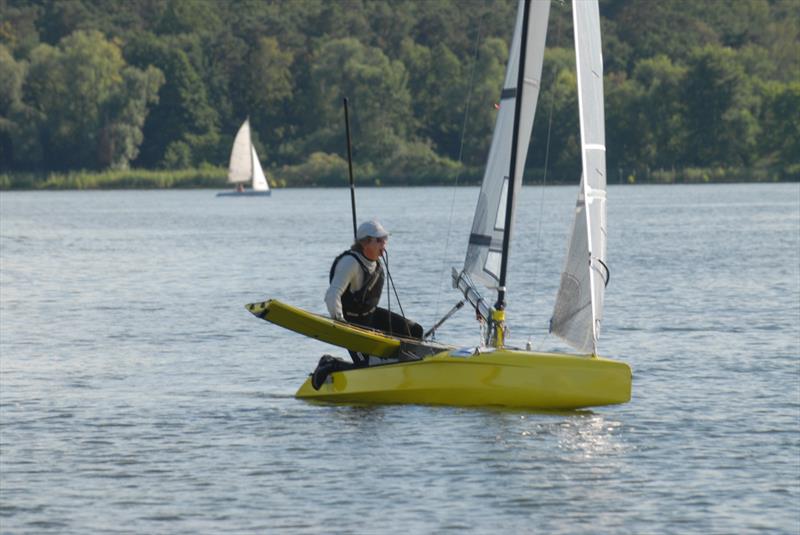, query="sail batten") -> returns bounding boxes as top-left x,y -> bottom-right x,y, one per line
550,0 -> 608,354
